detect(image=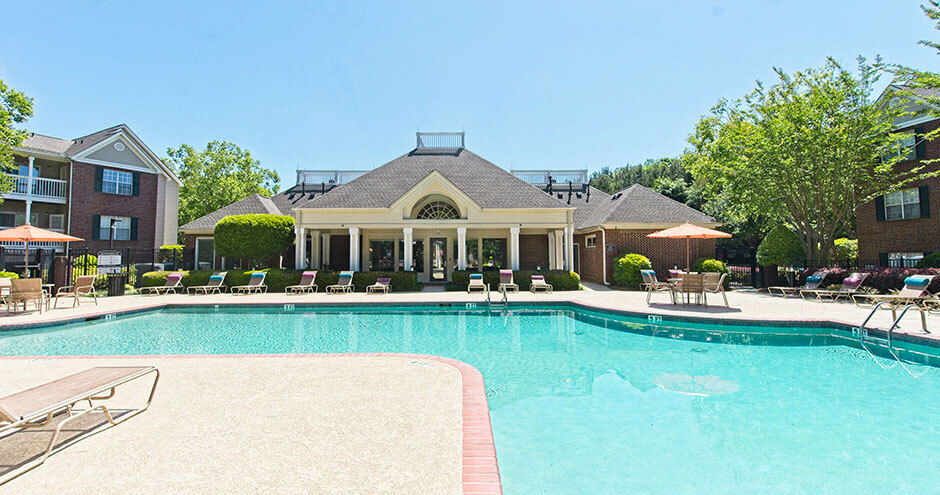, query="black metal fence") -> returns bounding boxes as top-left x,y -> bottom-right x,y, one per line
714,247 -> 762,288
0,247 -> 57,281
64,247 -> 196,288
